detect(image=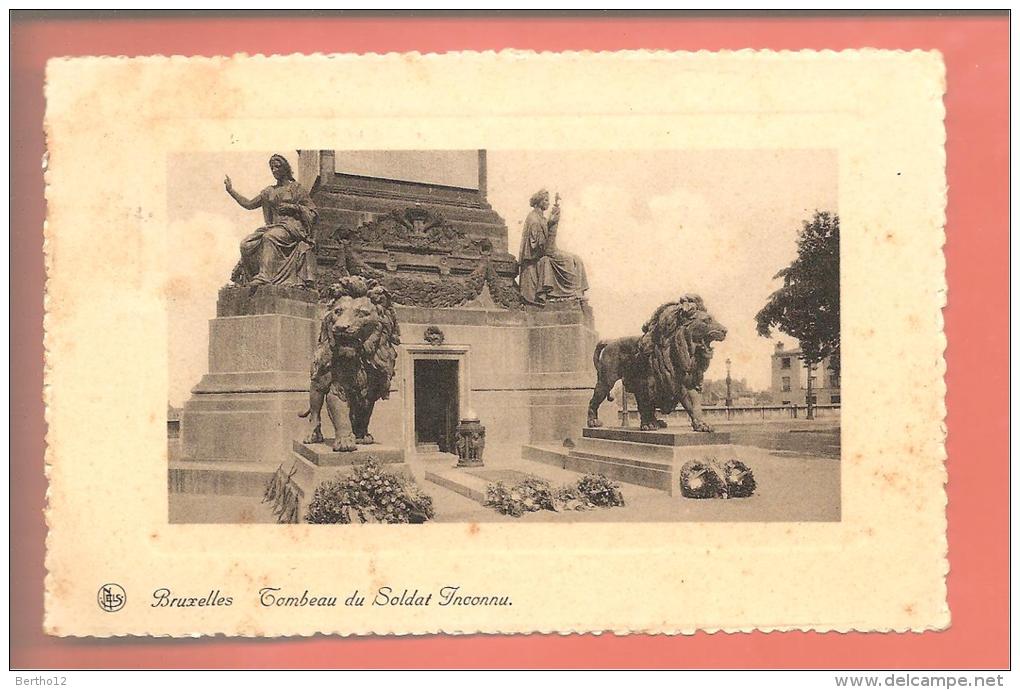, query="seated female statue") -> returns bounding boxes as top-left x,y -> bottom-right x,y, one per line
224,154 -> 318,288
